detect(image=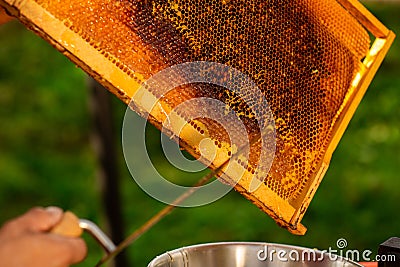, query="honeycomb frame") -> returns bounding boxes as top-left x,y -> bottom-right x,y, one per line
0,0 -> 395,235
